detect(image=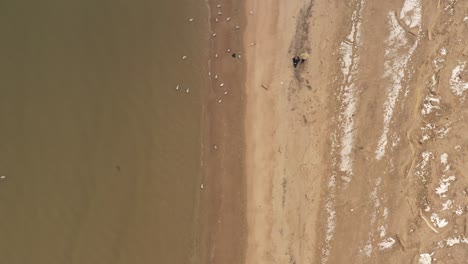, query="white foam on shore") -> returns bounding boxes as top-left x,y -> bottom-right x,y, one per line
375,1 -> 421,160
450,62 -> 468,99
